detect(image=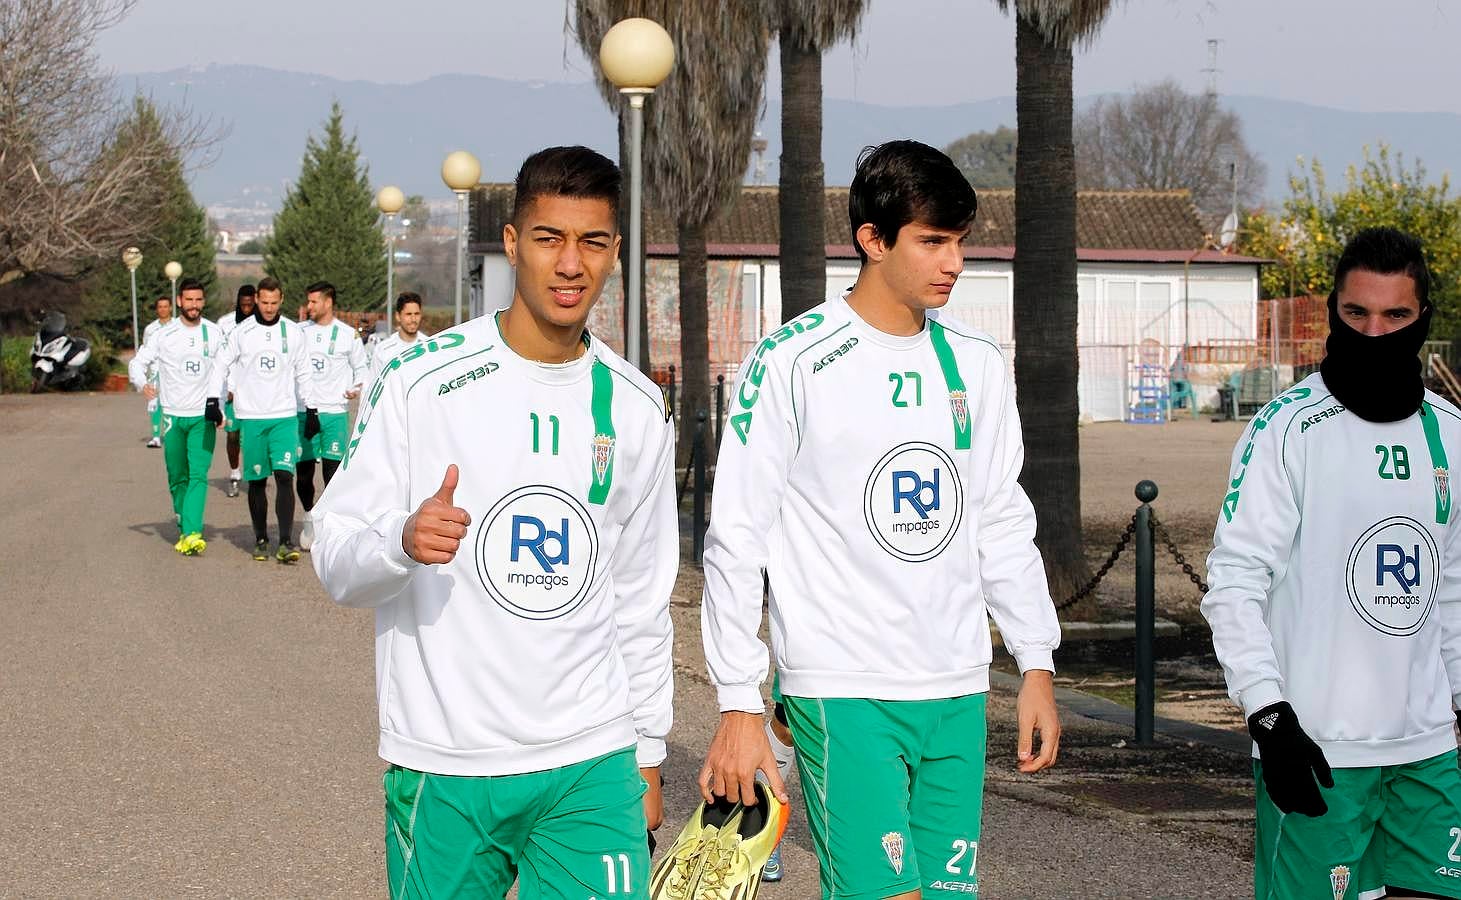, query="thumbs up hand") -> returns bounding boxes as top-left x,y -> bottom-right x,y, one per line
403,464 -> 471,565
